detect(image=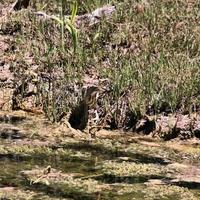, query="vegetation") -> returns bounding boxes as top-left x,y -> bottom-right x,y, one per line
1,0 -> 200,126
0,111 -> 200,199
0,1 -> 200,199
